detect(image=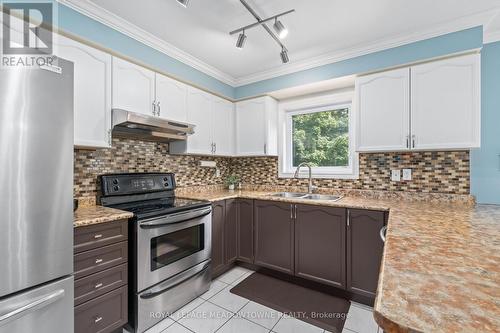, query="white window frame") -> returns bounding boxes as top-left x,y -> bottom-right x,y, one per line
278,91 -> 359,179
